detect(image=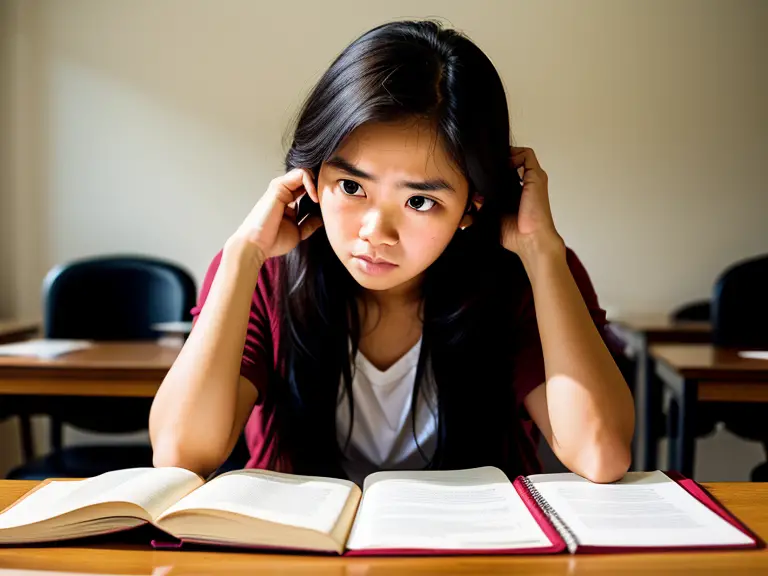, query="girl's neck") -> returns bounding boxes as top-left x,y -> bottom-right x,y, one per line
356,274 -> 425,371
